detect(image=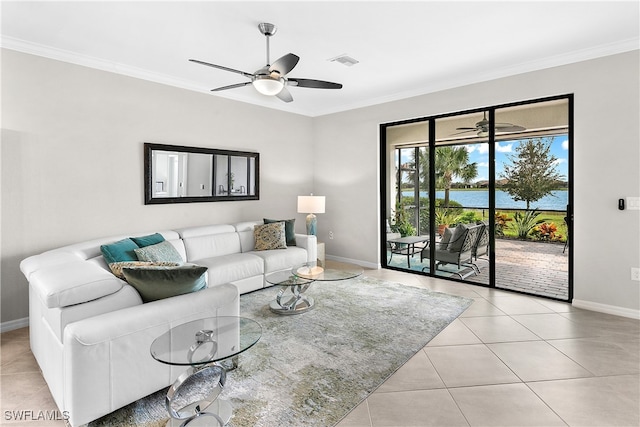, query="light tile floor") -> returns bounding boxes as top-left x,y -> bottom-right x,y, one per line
337,267 -> 640,427
1,266 -> 639,427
